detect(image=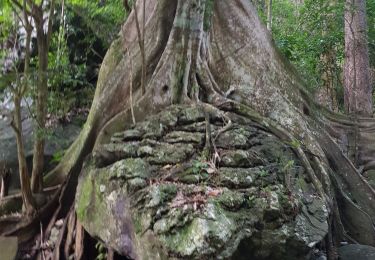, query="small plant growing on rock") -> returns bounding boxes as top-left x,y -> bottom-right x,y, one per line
95,242 -> 107,260
192,160 -> 209,175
